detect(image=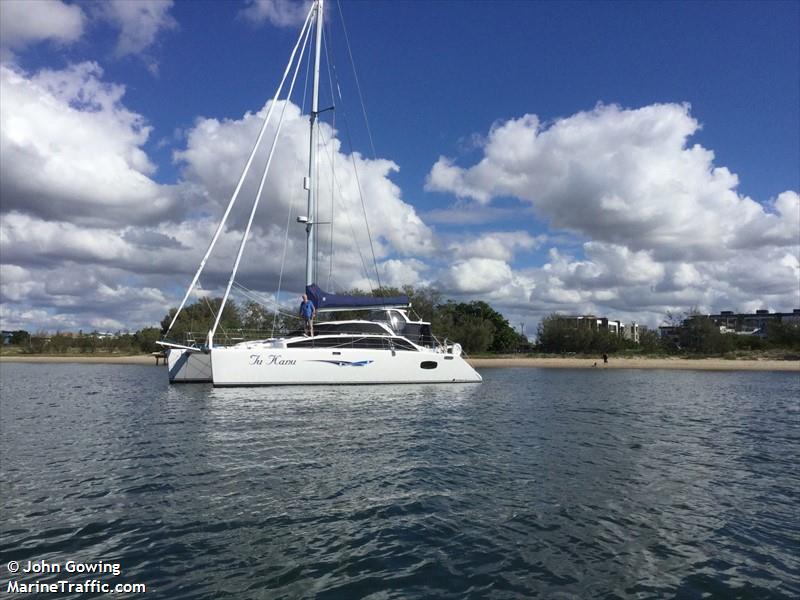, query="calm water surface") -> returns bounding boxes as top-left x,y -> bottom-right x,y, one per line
1,363 -> 799,599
